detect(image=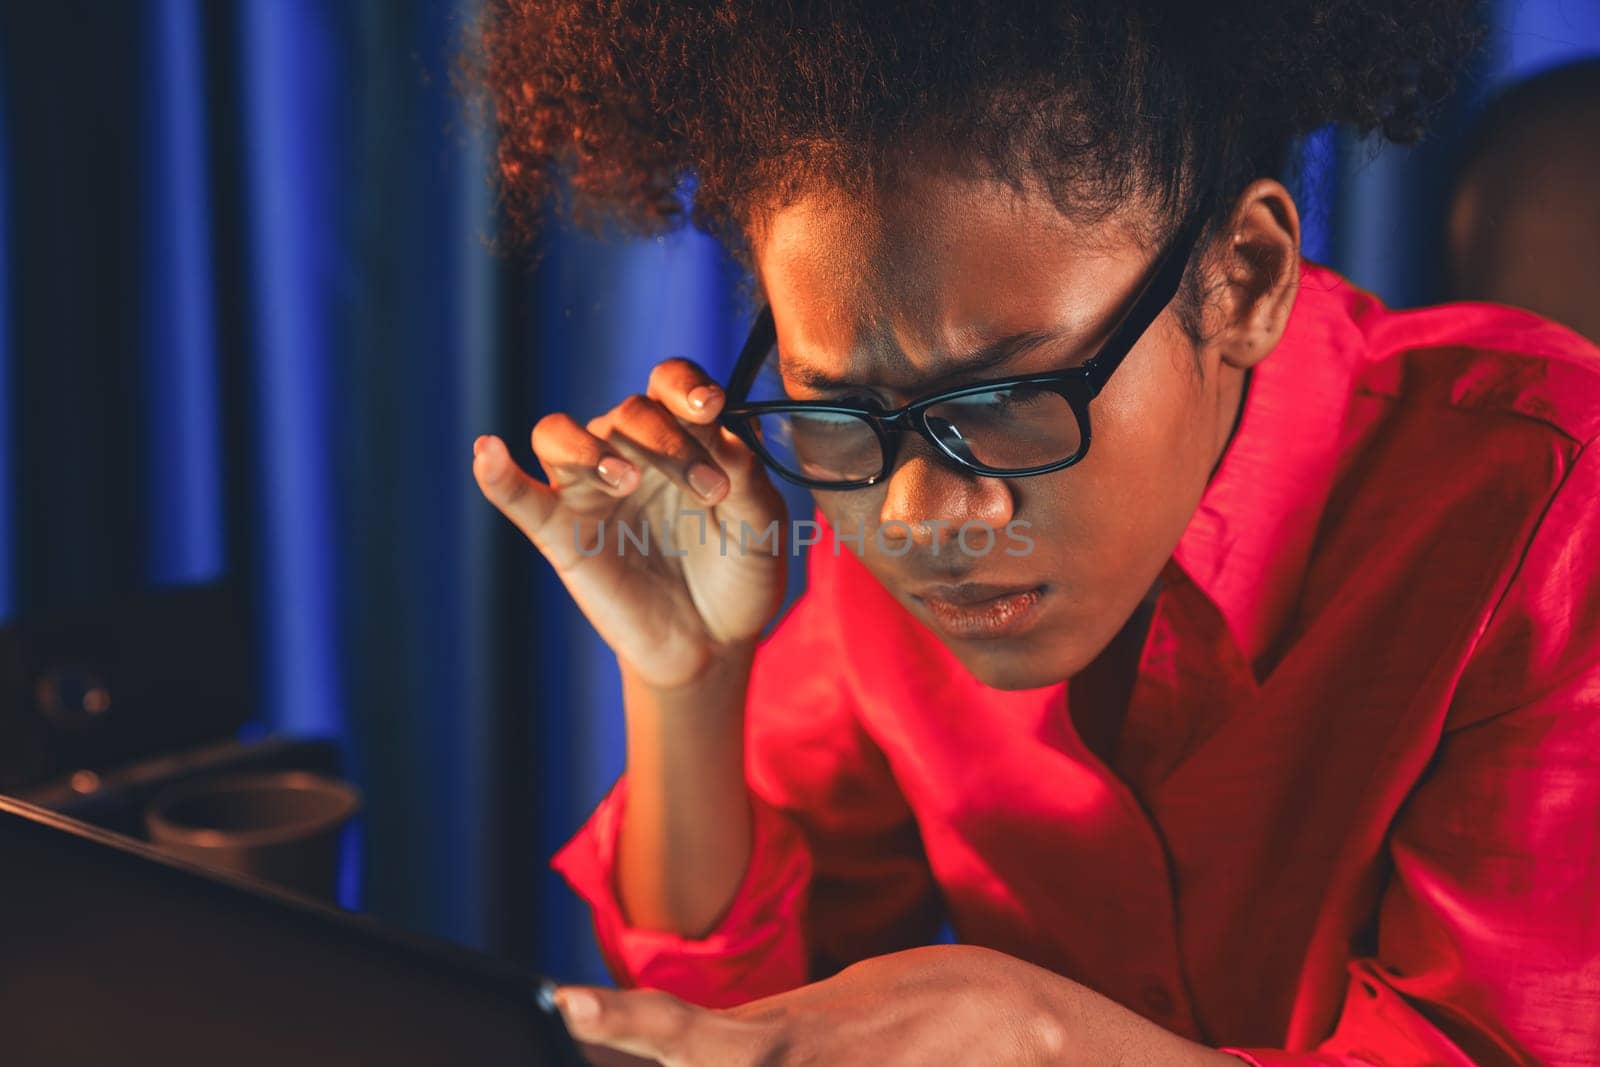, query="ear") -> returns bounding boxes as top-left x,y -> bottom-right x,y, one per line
1198,178 -> 1302,372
